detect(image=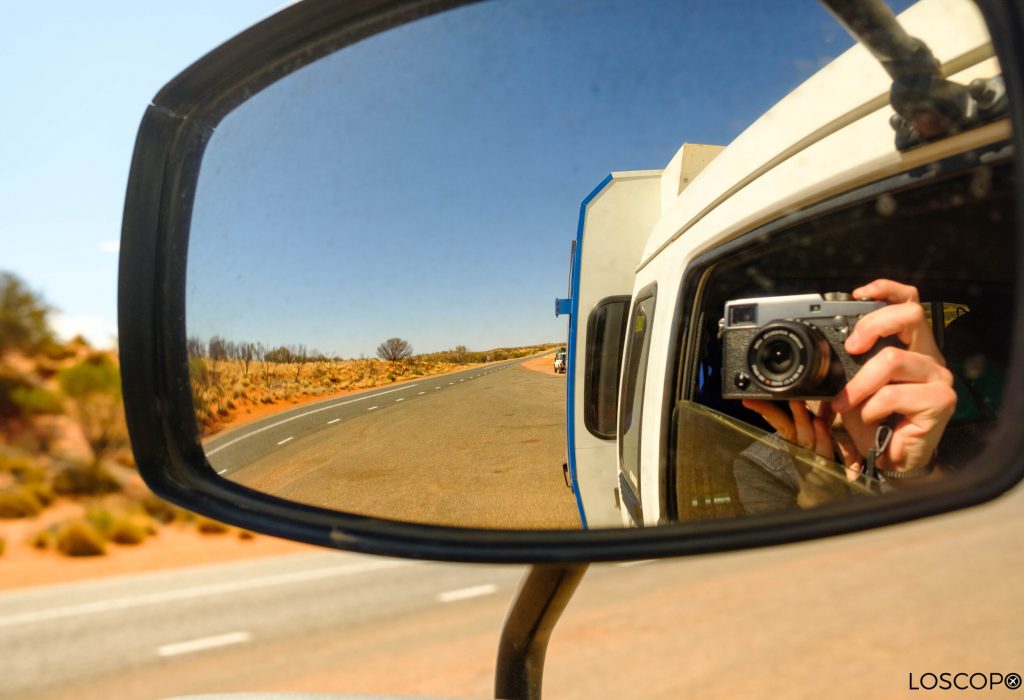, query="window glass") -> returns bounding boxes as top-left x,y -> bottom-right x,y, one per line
672,154 -> 1015,522
619,293 -> 656,498
584,297 -> 630,438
